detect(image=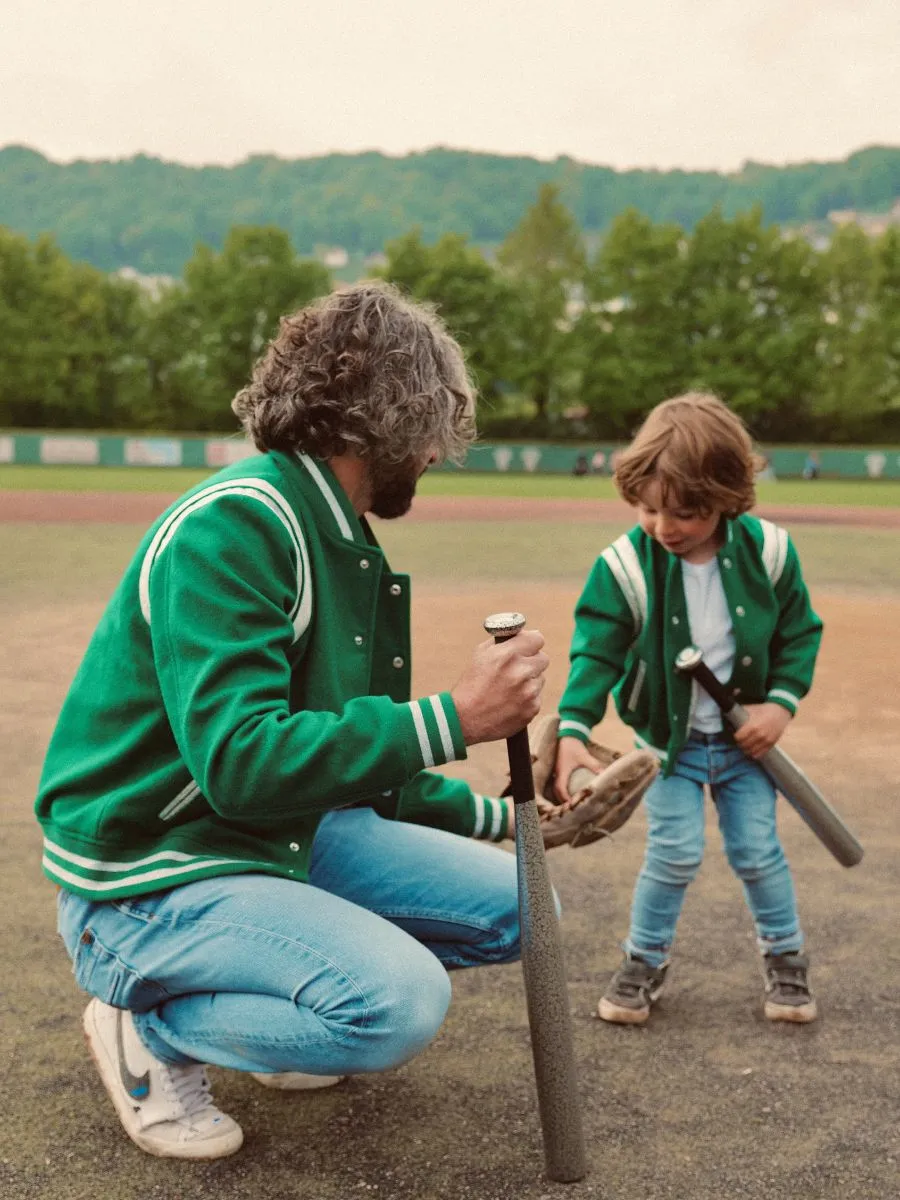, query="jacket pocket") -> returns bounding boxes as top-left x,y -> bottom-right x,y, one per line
71,926 -> 173,1012
158,778 -> 202,822
626,659 -> 647,712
